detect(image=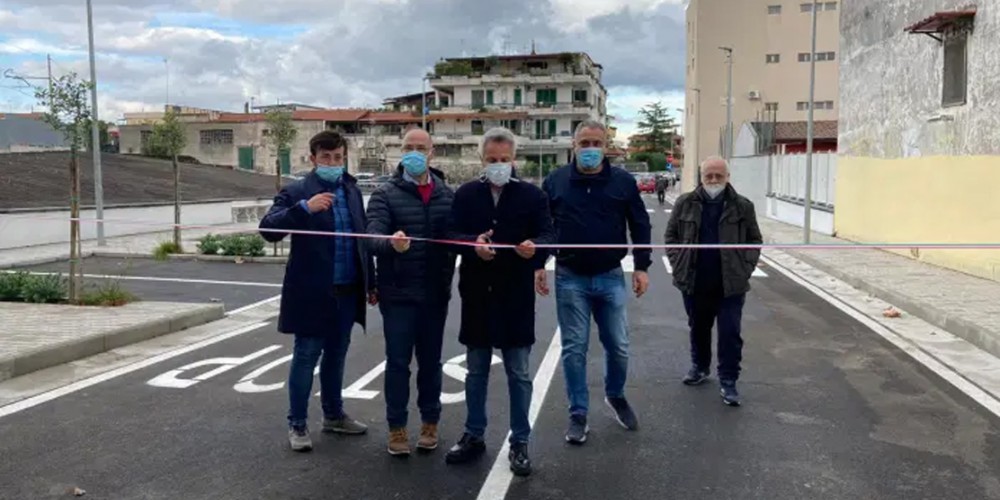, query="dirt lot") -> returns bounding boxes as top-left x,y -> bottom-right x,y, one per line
0,152 -> 284,210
